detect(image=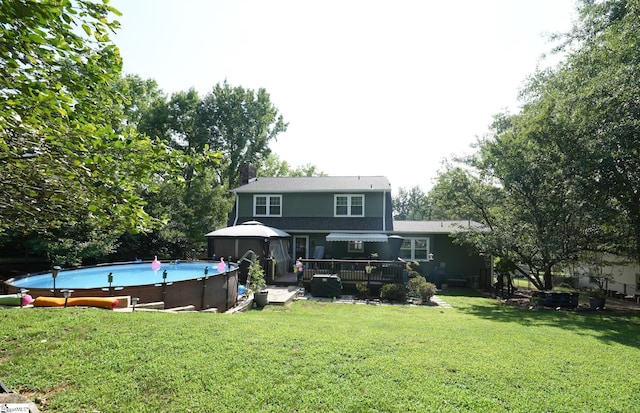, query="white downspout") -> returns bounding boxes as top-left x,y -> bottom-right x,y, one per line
382,191 -> 386,231
233,194 -> 240,226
